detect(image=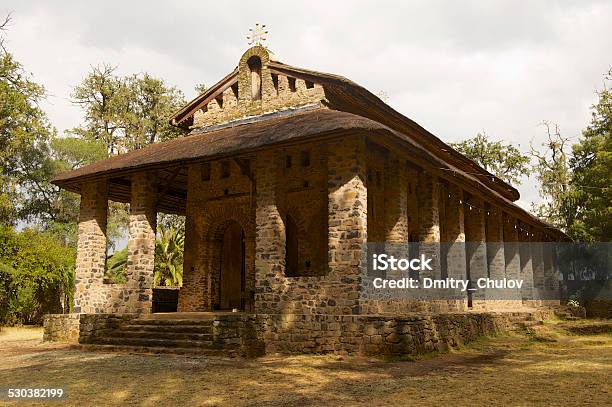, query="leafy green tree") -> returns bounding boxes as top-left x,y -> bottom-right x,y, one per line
567,69 -> 612,242
450,132 -> 531,185
0,31 -> 54,224
105,247 -> 128,284
154,224 -> 184,287
71,65 -> 188,155
0,224 -> 75,325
